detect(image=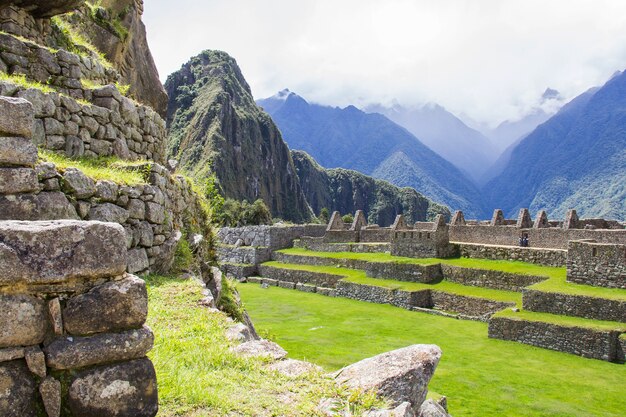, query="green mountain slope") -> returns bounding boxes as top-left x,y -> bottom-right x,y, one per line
165,51 -> 312,222
484,71 -> 626,220
258,90 -> 487,219
292,150 -> 450,225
